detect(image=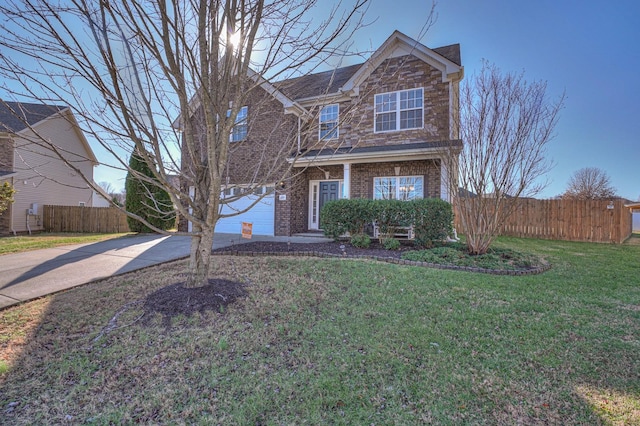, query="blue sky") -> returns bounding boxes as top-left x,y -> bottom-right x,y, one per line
9,1 -> 636,200
354,0 -> 639,200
